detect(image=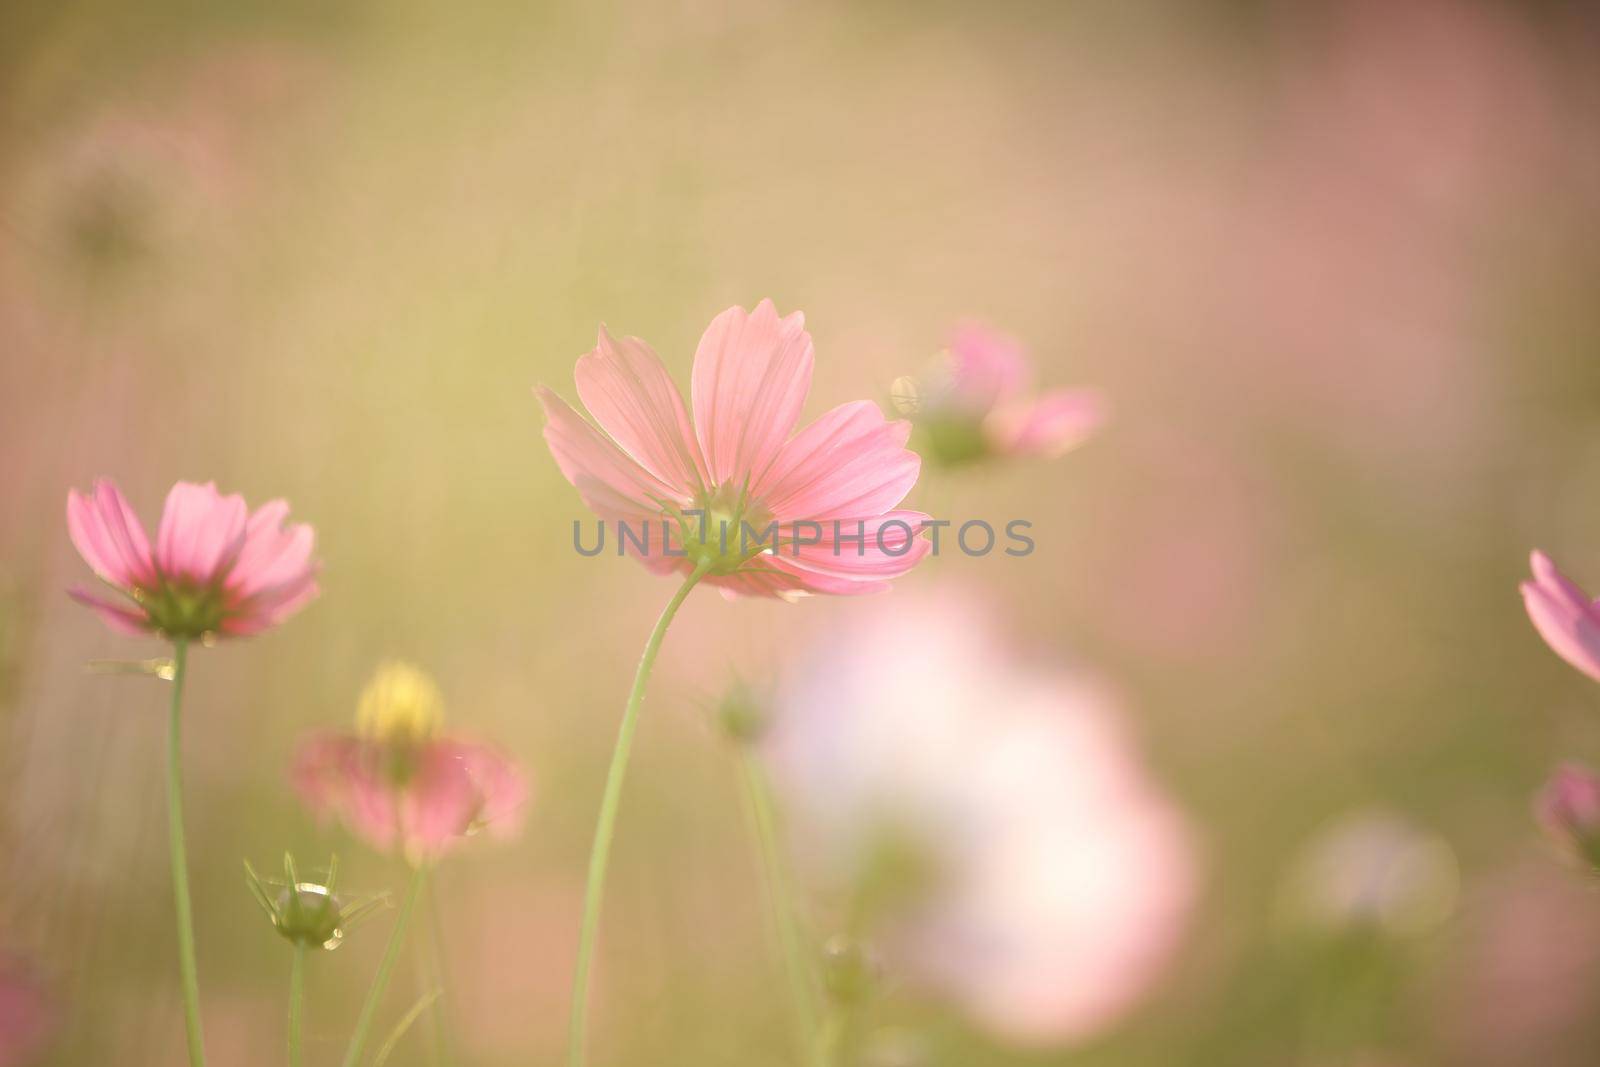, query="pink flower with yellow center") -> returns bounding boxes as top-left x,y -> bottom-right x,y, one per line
895,322 -> 1106,468
66,478 -> 318,641
537,300 -> 931,599
293,662 -> 527,864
